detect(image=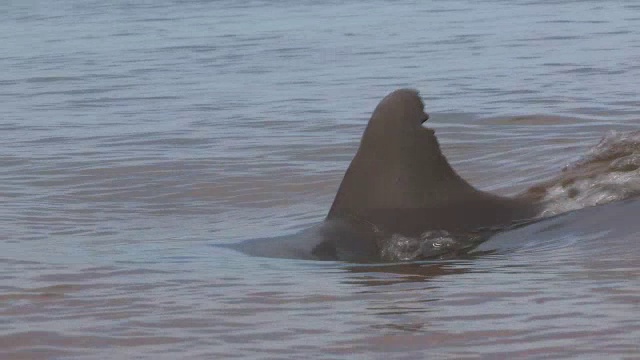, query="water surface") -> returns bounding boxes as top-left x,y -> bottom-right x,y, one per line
1,0 -> 640,358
